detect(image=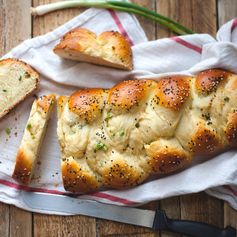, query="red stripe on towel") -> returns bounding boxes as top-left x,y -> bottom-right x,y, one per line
231,18 -> 237,32
0,179 -> 68,195
225,185 -> 237,196
171,36 -> 202,54
0,178 -> 136,205
108,10 -> 134,46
